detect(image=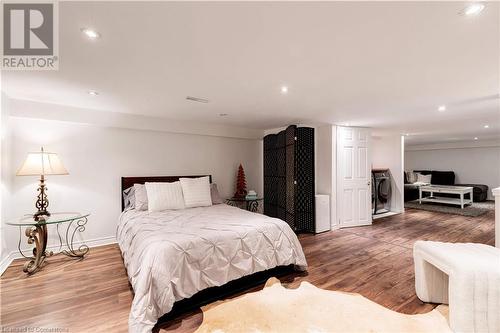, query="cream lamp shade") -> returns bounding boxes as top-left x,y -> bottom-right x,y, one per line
16,149 -> 69,176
